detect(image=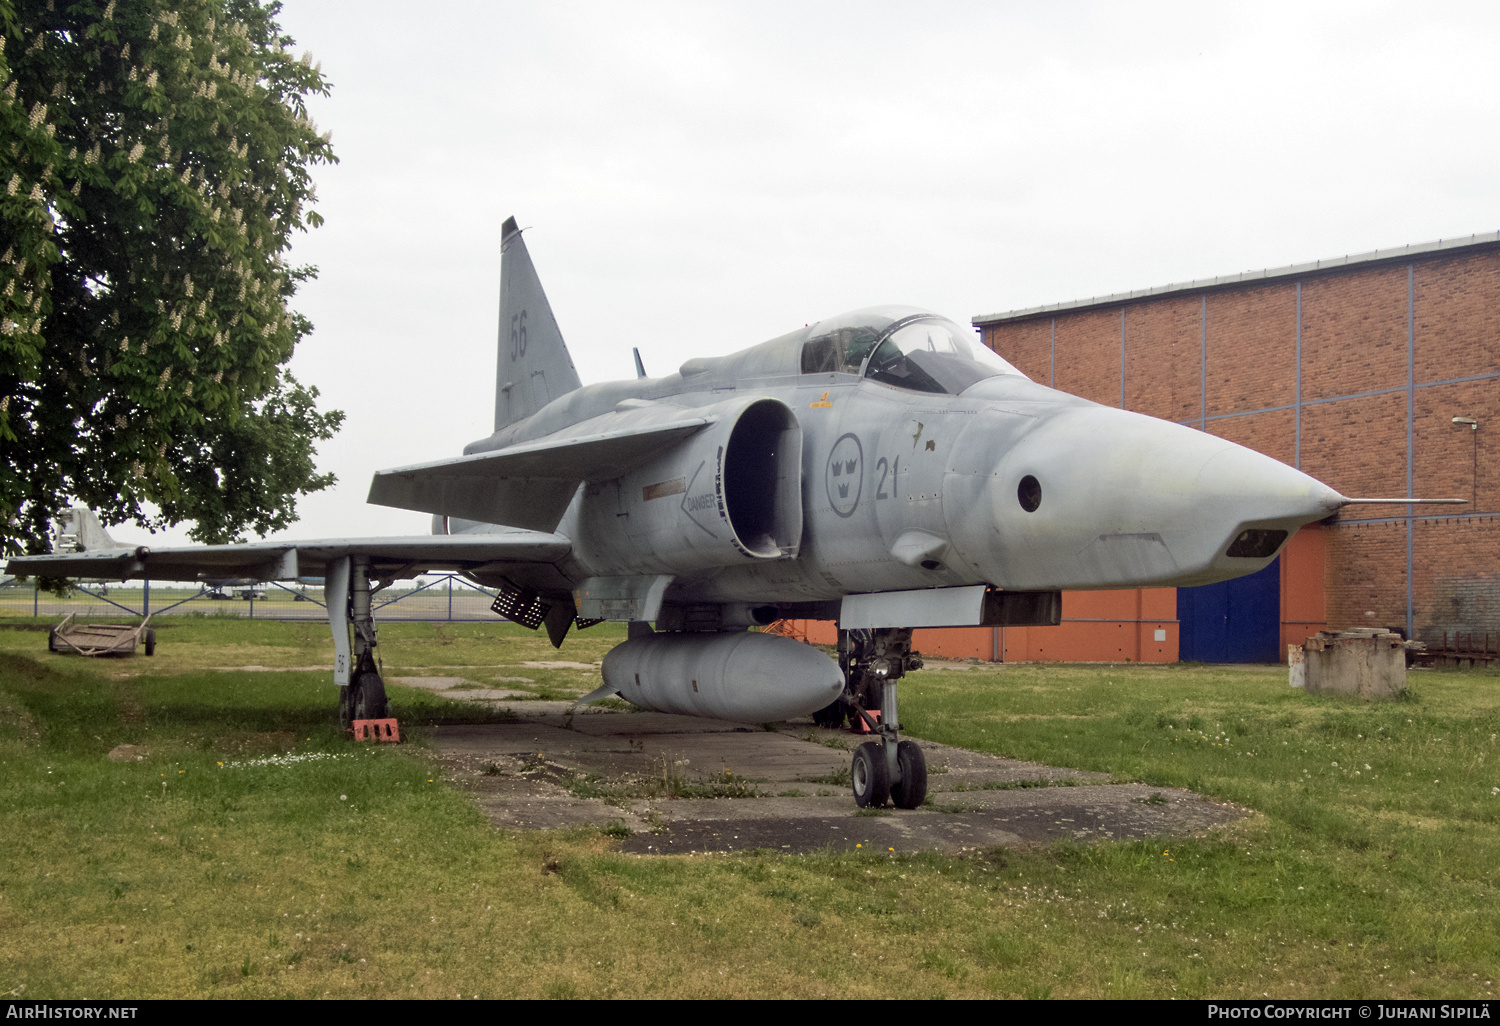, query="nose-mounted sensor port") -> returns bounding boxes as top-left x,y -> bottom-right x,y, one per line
1017,475 -> 1041,513
1226,528 -> 1287,558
